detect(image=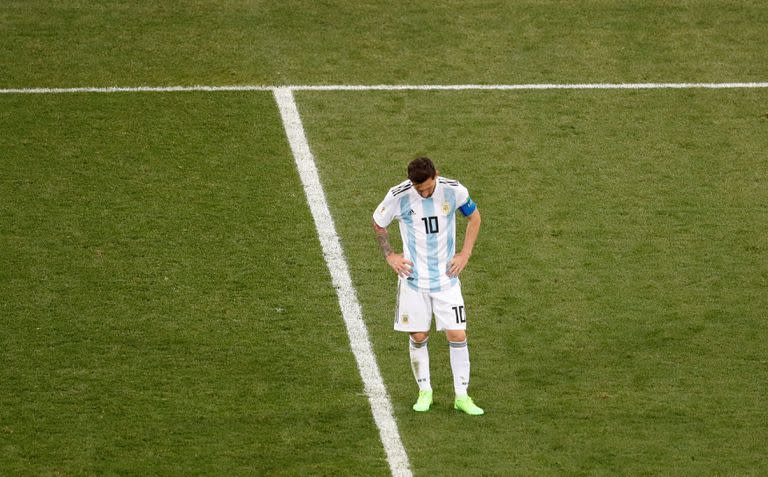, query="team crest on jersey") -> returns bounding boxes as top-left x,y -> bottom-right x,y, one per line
401,314 -> 409,324
441,201 -> 450,215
